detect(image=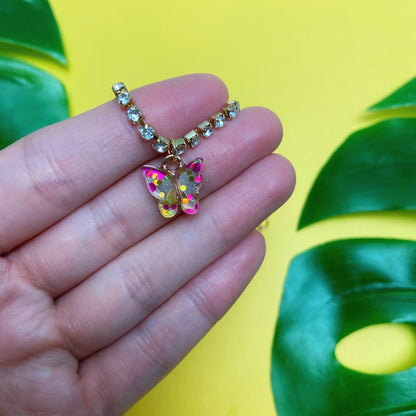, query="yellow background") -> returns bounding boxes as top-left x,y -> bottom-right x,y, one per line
15,0 -> 416,414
